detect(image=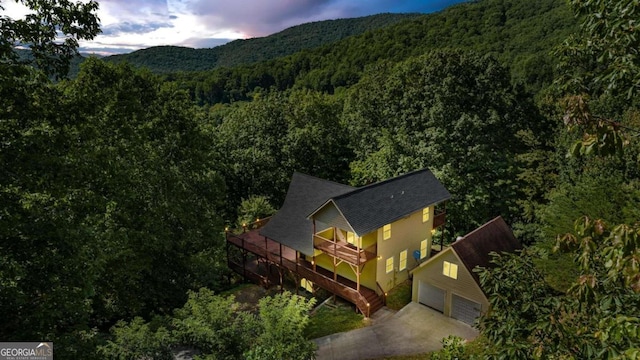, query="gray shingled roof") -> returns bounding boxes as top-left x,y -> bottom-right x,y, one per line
315,169 -> 451,236
451,216 -> 522,285
259,172 -> 354,256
